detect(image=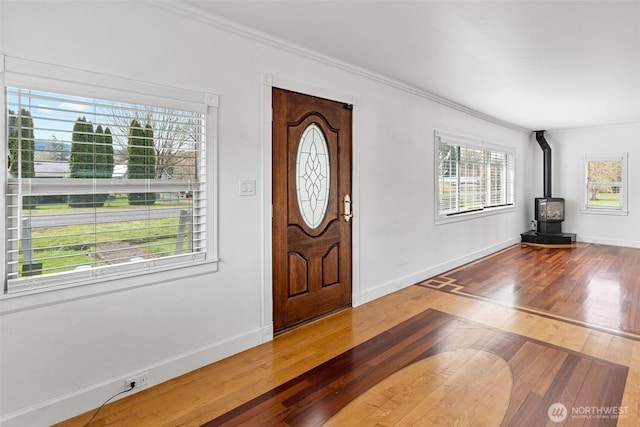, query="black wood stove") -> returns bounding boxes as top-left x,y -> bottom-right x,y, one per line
521,131 -> 576,245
